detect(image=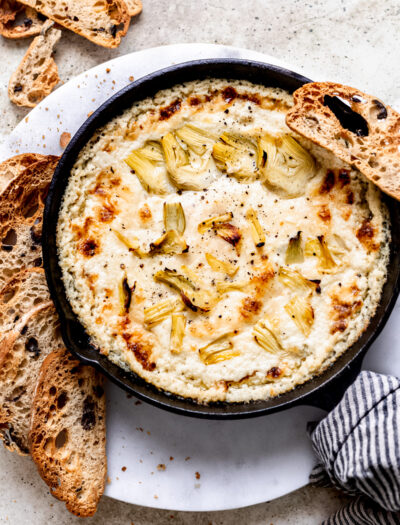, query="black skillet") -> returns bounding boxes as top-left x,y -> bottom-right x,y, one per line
43,59 -> 400,419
